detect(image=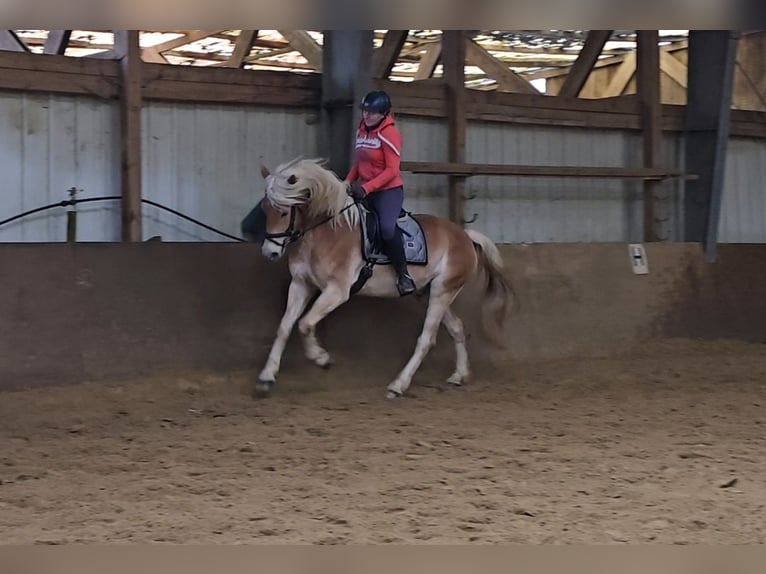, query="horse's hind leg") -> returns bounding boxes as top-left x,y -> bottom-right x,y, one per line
387,289 -> 457,399
298,285 -> 349,369
442,306 -> 470,386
